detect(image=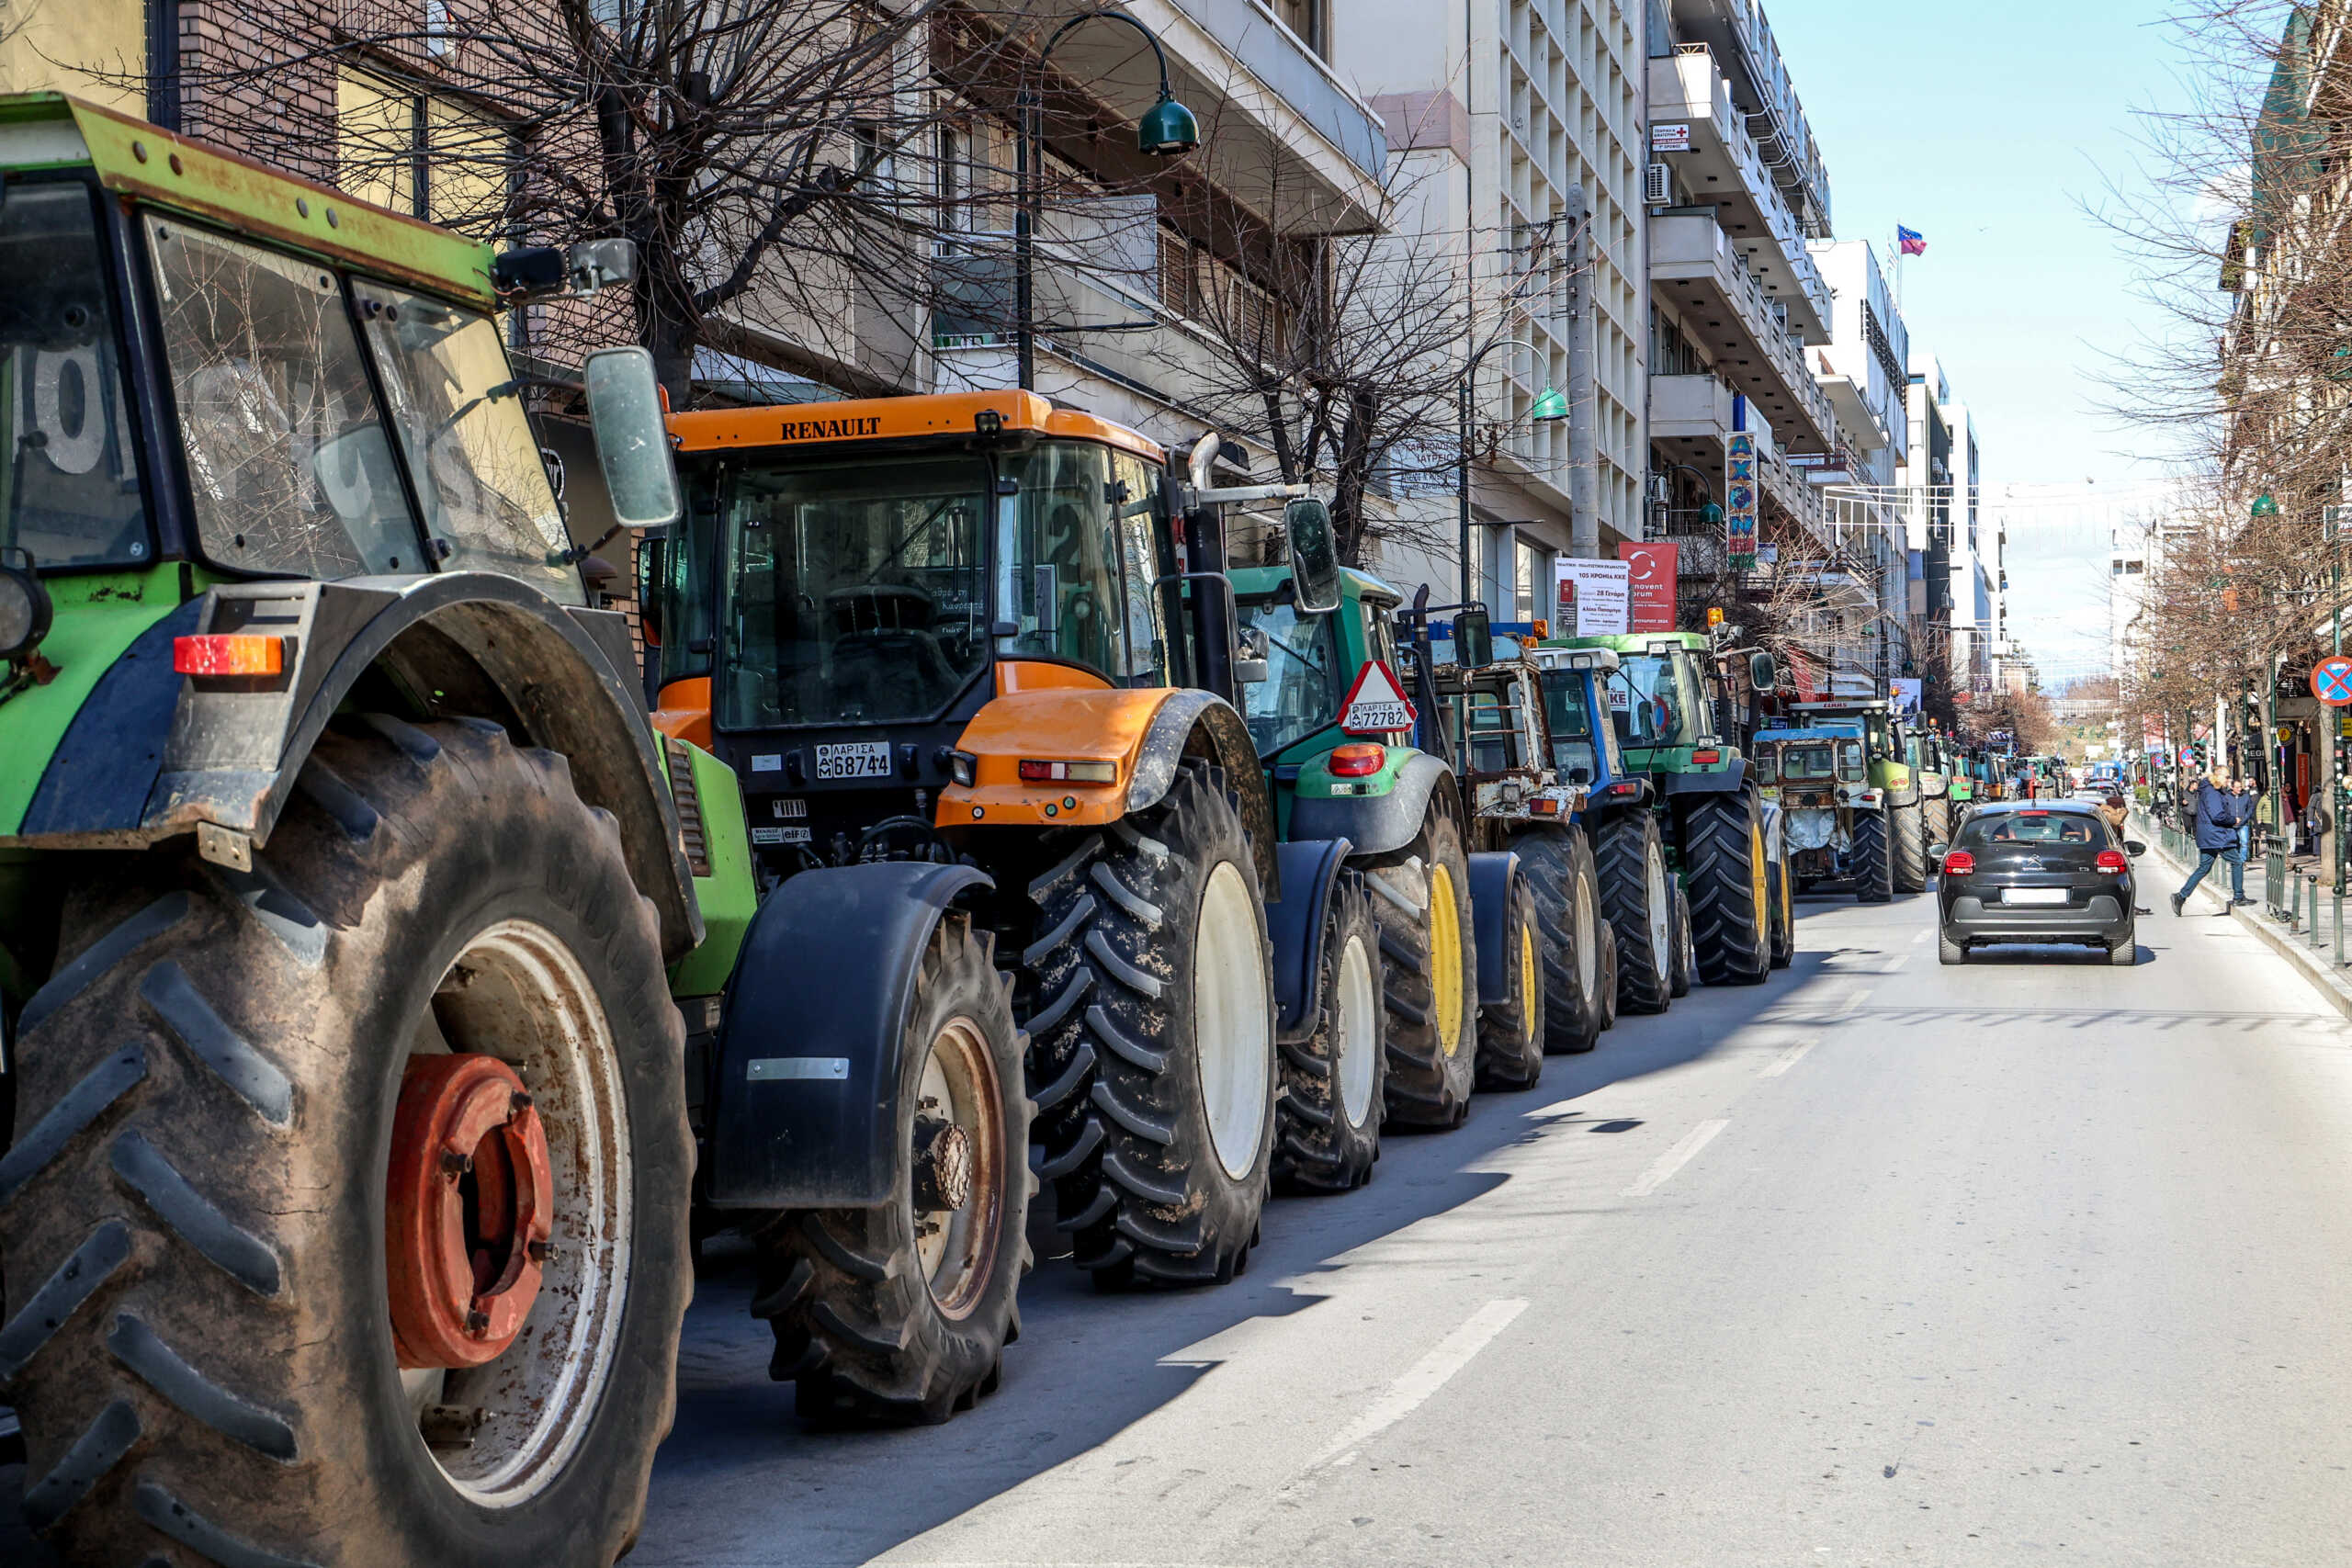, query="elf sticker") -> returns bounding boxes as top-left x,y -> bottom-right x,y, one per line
1340,660 -> 1417,735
